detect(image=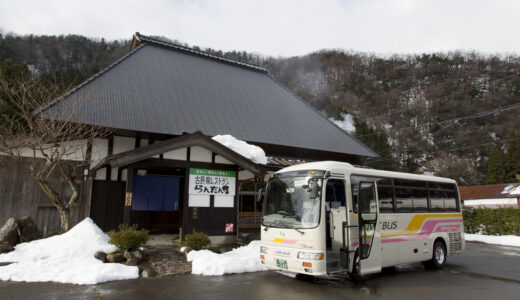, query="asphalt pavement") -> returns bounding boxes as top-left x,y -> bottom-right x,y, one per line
1,242 -> 519,300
